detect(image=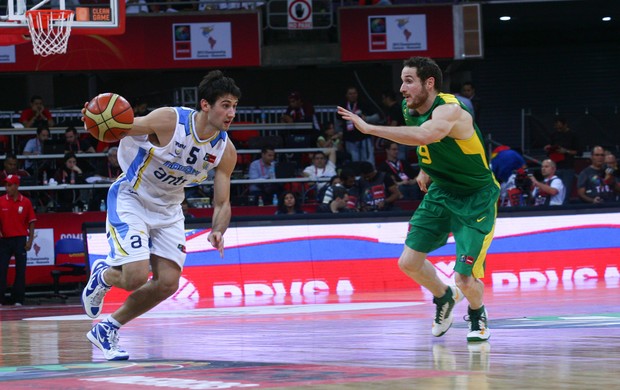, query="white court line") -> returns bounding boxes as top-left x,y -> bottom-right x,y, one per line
24,301 -> 424,321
